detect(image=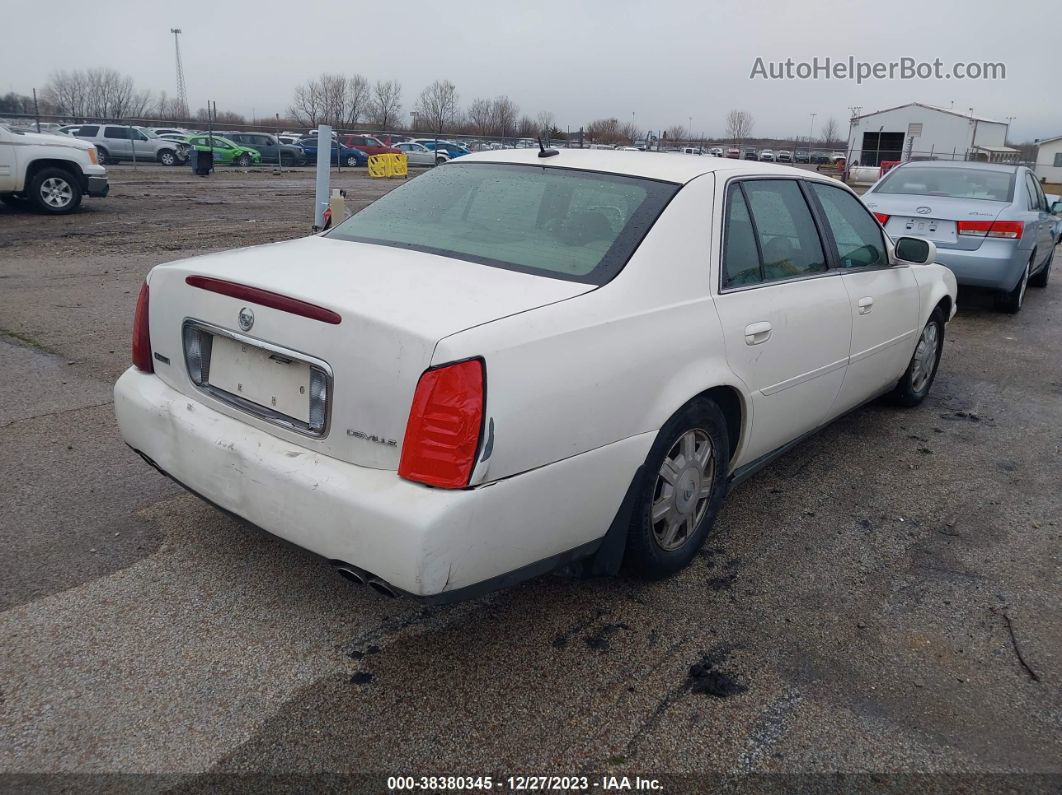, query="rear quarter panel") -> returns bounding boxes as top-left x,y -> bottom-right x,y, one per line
433,173 -> 752,483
